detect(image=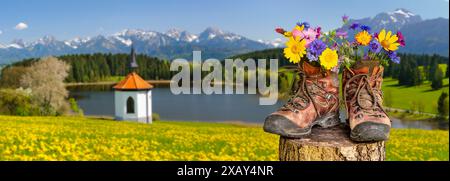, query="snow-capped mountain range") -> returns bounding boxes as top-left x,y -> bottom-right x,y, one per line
0,8 -> 448,64
346,8 -> 423,32
0,27 -> 273,63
